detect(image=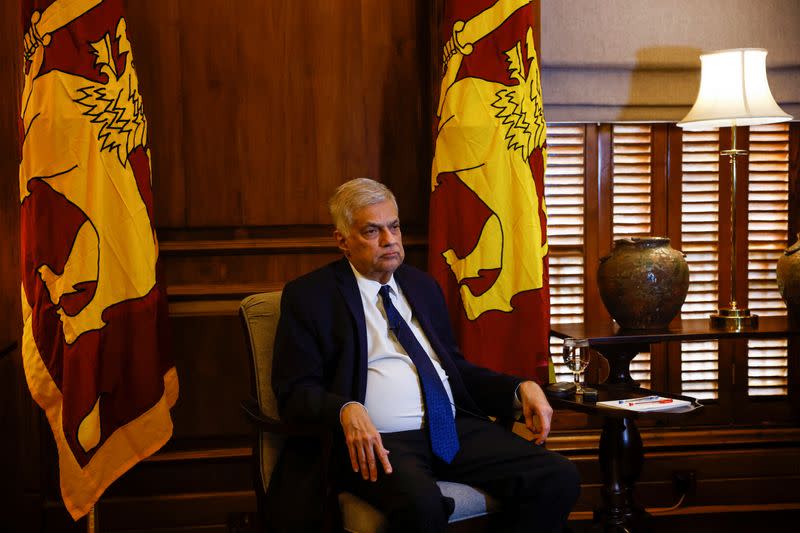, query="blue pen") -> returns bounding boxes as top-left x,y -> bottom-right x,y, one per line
618,395 -> 659,405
